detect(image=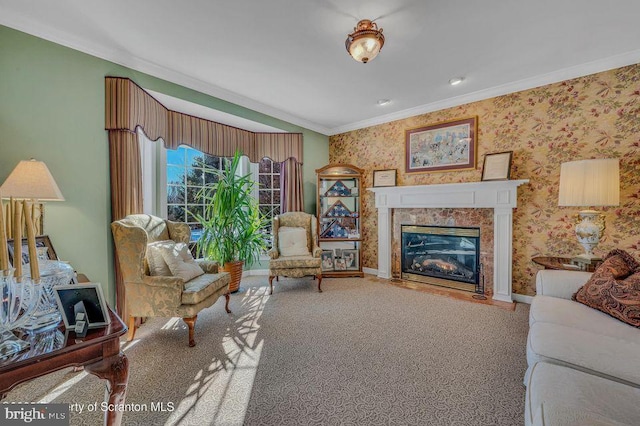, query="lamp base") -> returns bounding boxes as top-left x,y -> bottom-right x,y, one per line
574,210 -> 605,260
